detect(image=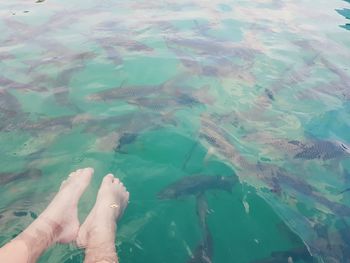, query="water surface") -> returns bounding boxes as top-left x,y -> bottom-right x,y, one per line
1,0 -> 350,262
